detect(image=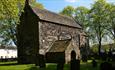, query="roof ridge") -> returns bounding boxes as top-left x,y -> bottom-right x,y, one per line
31,7 -> 82,28
33,7 -> 73,19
